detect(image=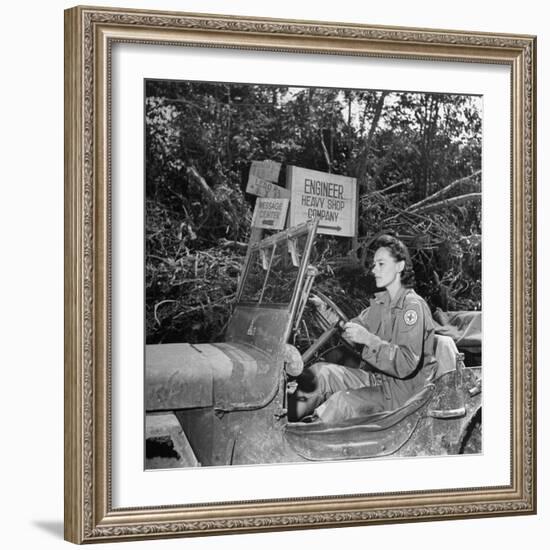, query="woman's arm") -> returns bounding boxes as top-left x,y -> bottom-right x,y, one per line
345,301 -> 426,379
364,300 -> 426,378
